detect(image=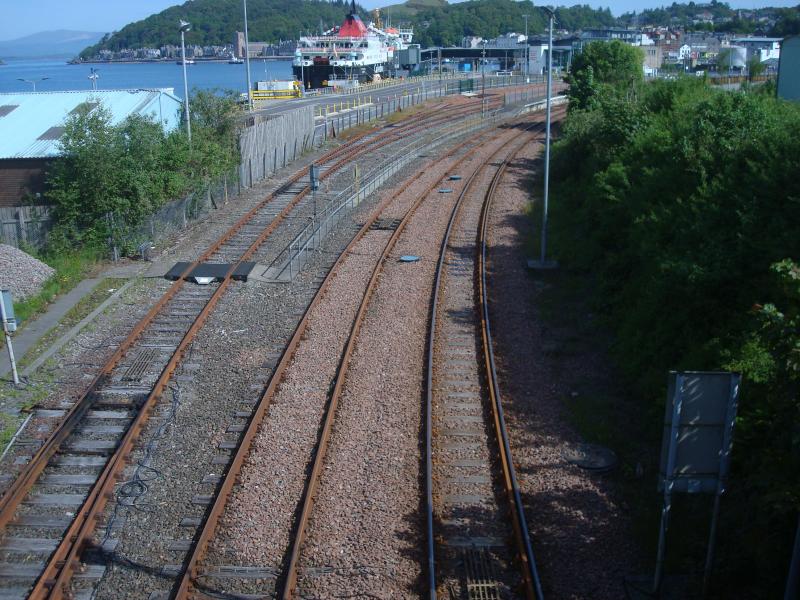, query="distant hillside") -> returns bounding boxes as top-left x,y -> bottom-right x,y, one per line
407,0 -> 616,47
382,0 -> 448,24
80,0 -> 368,58
0,30 -> 104,58
618,2 -> 800,34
